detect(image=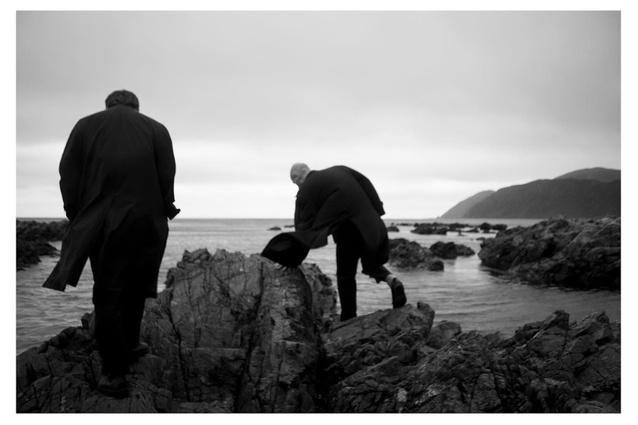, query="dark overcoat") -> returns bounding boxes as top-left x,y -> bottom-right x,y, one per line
43,105 -> 179,296
262,166 -> 389,272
